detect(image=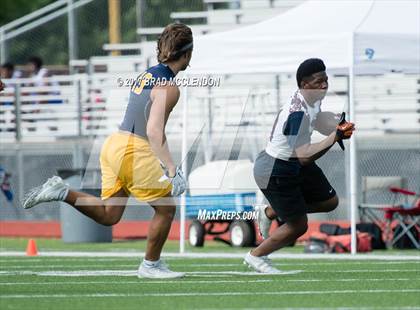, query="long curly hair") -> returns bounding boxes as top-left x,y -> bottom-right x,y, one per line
157,23 -> 193,63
